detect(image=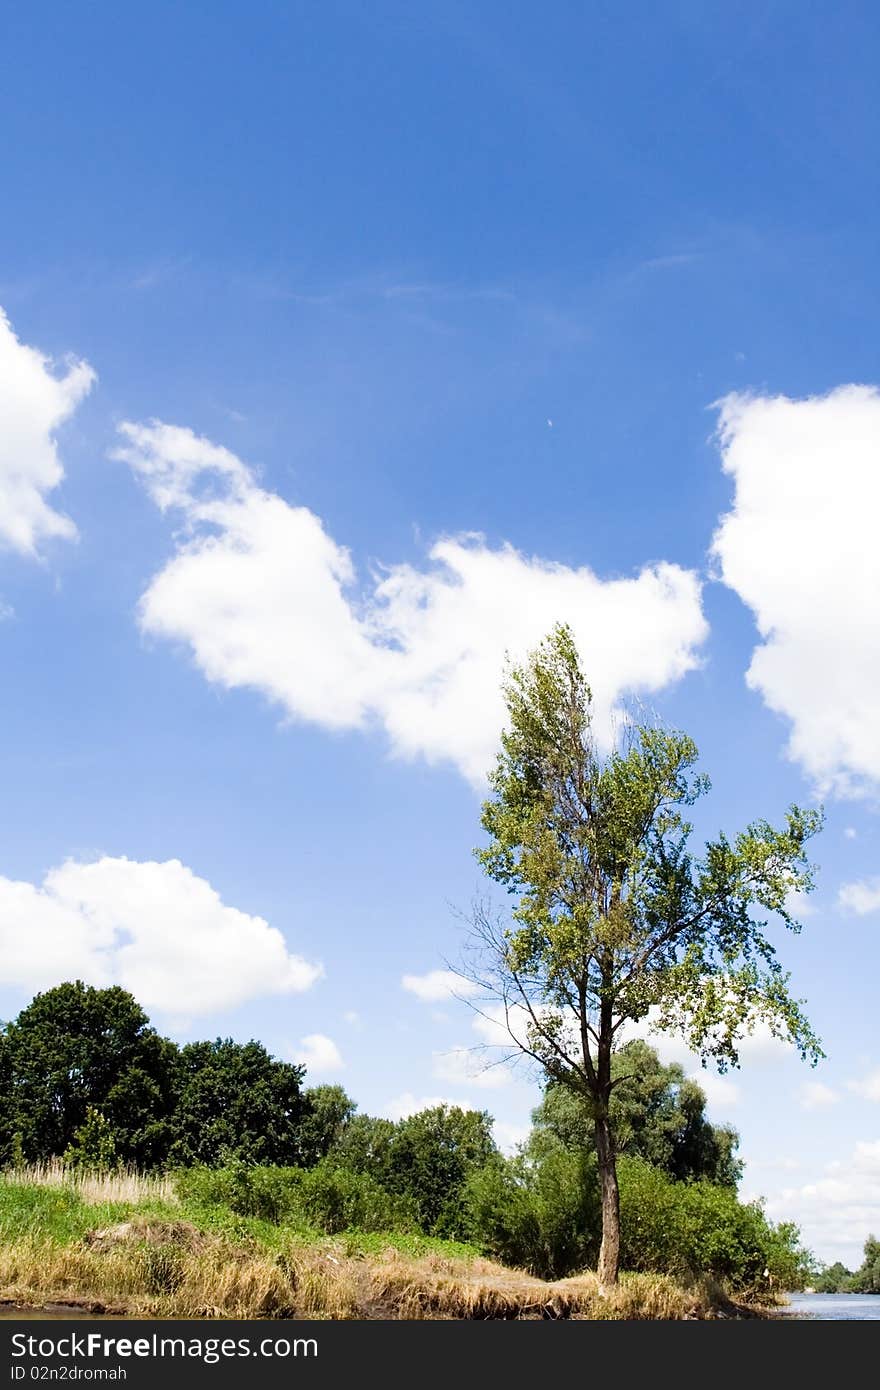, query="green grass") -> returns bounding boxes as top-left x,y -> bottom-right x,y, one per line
0,1177 -> 480,1268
